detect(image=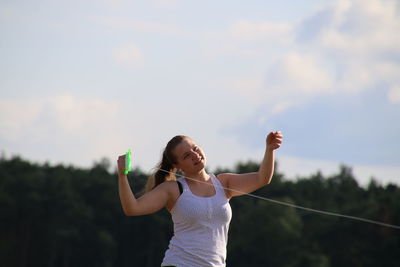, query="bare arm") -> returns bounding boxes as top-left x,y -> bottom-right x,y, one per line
218,131 -> 283,198
117,155 -> 171,216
